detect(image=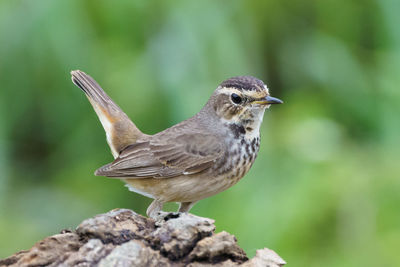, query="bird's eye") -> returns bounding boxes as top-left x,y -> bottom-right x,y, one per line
231,93 -> 242,104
